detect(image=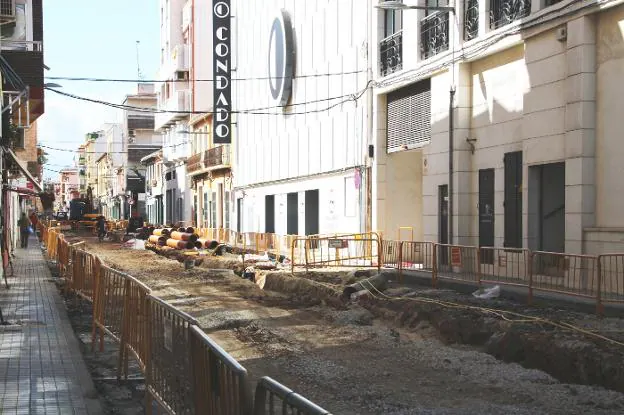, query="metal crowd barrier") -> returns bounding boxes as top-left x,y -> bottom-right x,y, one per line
253,377 -> 332,415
